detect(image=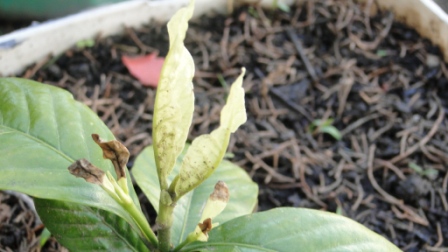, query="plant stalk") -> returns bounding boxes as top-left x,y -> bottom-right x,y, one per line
173,233 -> 197,252
125,202 -> 159,248
157,196 -> 175,252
